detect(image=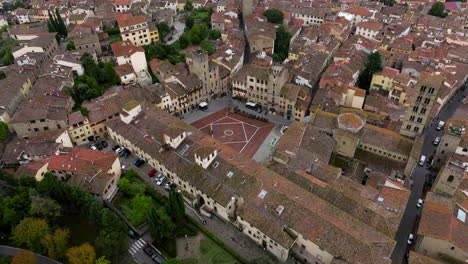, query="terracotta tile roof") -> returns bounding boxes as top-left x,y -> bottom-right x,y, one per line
114,63 -> 135,77
356,21 -> 382,31
114,0 -> 131,5
344,7 -> 372,17
48,148 -> 117,173
111,40 -> 144,57
106,104 -> 398,263
116,13 -> 146,28
419,193 -> 468,252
